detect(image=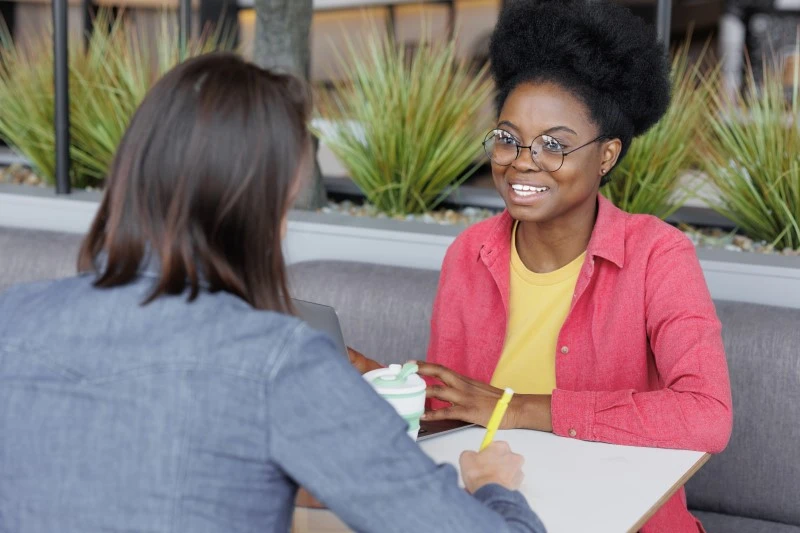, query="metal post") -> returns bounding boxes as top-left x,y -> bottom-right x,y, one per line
0,2 -> 16,42
53,0 -> 71,194
386,4 -> 396,43
656,0 -> 672,54
0,3 -> 14,150
200,0 -> 239,46
82,0 -> 93,48
180,0 -> 192,54
446,0 -> 455,41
